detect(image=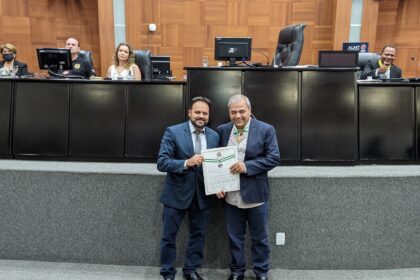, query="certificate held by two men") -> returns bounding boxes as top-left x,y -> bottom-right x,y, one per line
201,146 -> 240,195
